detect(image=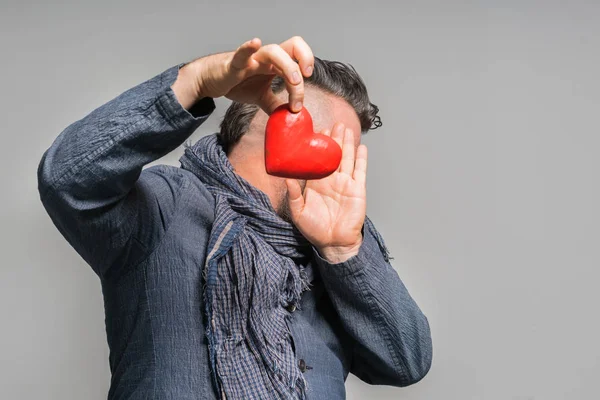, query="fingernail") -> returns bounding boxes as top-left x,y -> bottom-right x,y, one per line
305,65 -> 313,75
294,102 -> 302,111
